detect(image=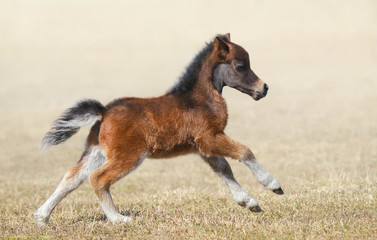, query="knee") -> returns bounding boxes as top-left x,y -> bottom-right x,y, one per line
89,171 -> 105,192
240,149 -> 255,161
89,172 -> 97,186
217,158 -> 232,173
209,157 -> 231,173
